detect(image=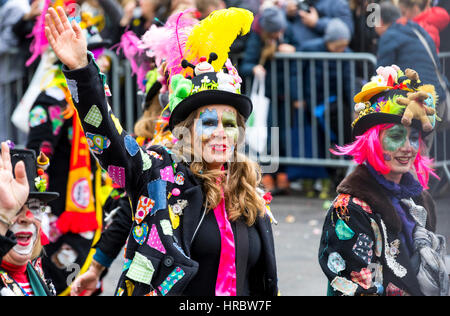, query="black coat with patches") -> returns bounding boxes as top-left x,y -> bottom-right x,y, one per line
318,164 -> 436,296
62,55 -> 278,296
